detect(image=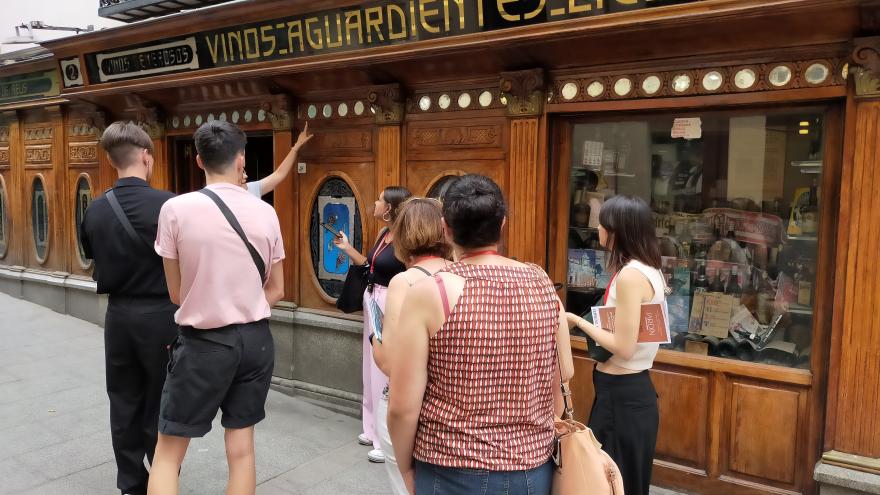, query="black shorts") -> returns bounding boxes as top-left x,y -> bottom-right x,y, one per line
158,320 -> 274,438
